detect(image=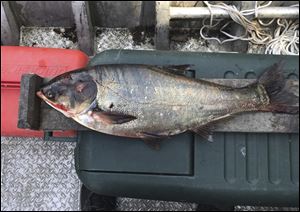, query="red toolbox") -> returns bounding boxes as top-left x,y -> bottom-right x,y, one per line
1,46 -> 89,137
